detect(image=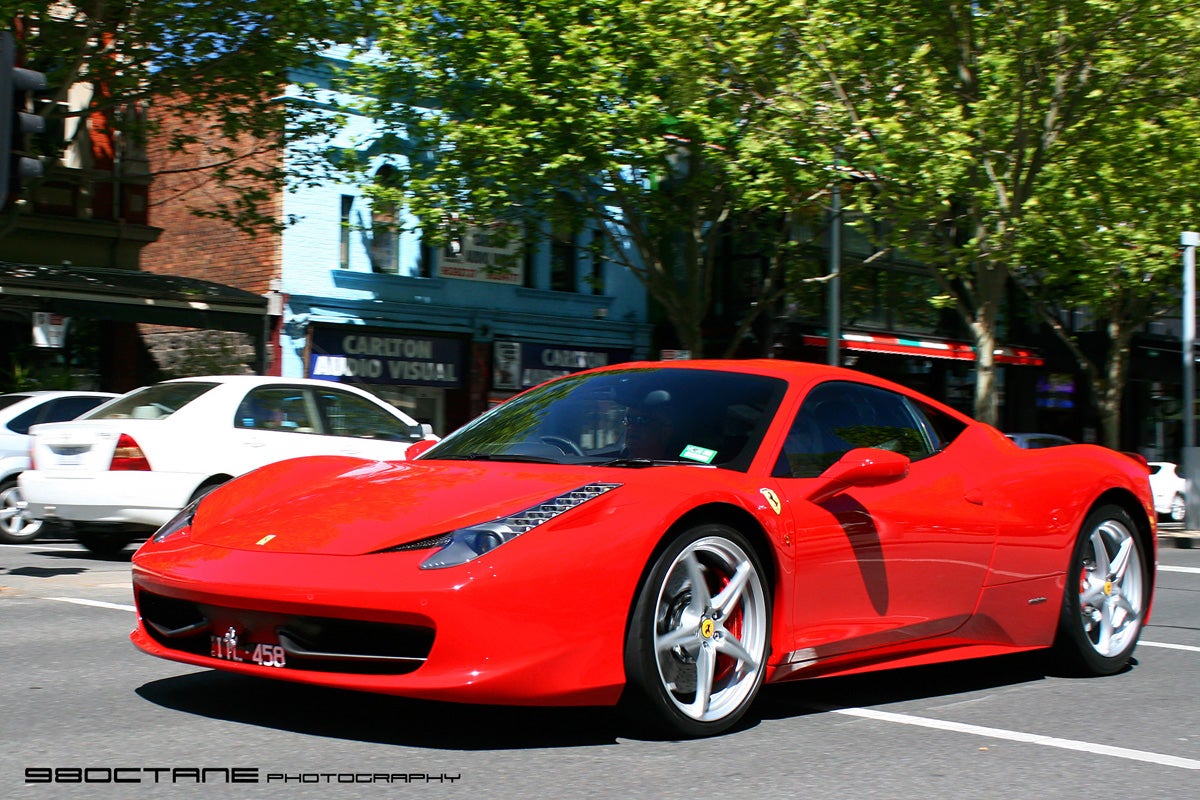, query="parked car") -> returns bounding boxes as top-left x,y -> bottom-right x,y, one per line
130,360 -> 1154,738
1005,432 -> 1075,449
20,376 -> 434,555
1148,461 -> 1186,522
0,390 -> 118,544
